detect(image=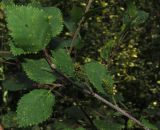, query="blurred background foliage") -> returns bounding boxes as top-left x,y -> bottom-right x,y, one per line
0,0 -> 160,129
